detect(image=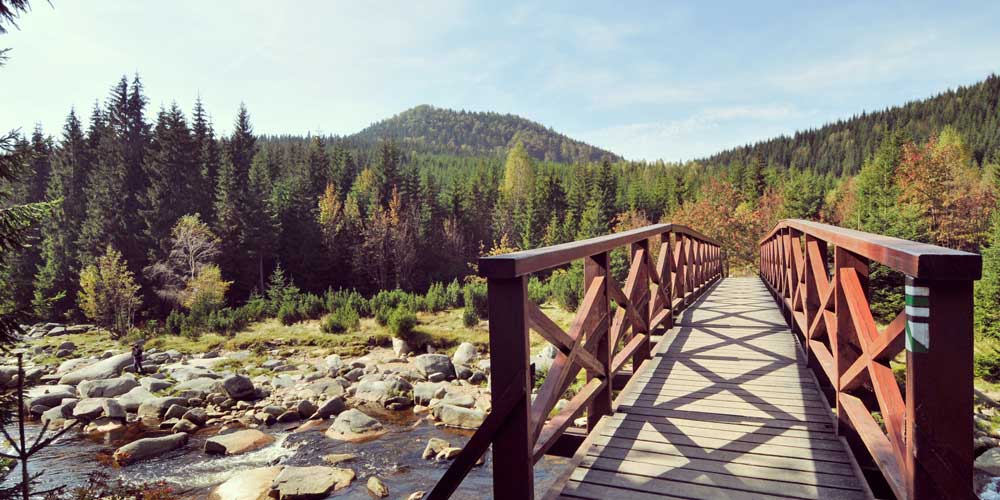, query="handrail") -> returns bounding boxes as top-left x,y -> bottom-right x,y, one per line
759,219 -> 980,500
480,223 -> 720,278
429,224 -> 725,499
761,219 -> 980,280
